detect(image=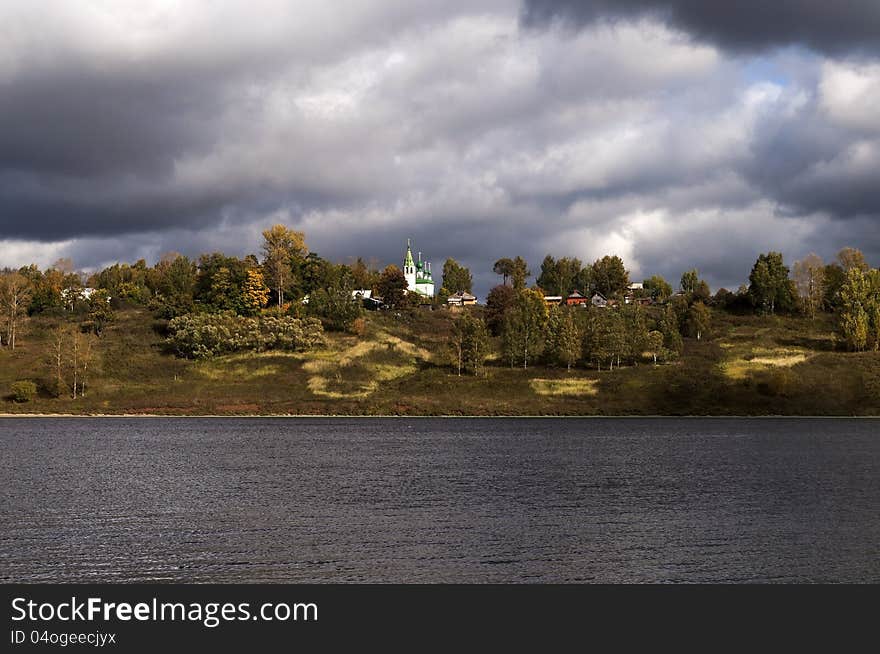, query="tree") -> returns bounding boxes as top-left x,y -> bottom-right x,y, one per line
792,253 -> 826,319
591,255 -> 629,298
493,258 -> 514,286
485,284 -> 517,335
308,284 -> 363,332
0,273 -> 32,350
441,258 -> 473,294
837,247 -> 869,273
646,330 -> 664,365
493,256 -> 530,289
823,263 -> 846,311
510,256 -> 530,290
501,289 -> 548,368
546,307 -> 581,370
748,252 -> 795,315
241,269 -> 270,316
537,255 -> 559,295
449,313 -> 489,375
680,269 -> 699,294
660,305 -> 683,357
261,224 -> 306,307
537,256 -> 583,296
685,302 -> 711,340
377,265 -> 408,309
643,275 -> 672,303
86,289 -> 114,336
838,267 -> 874,351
